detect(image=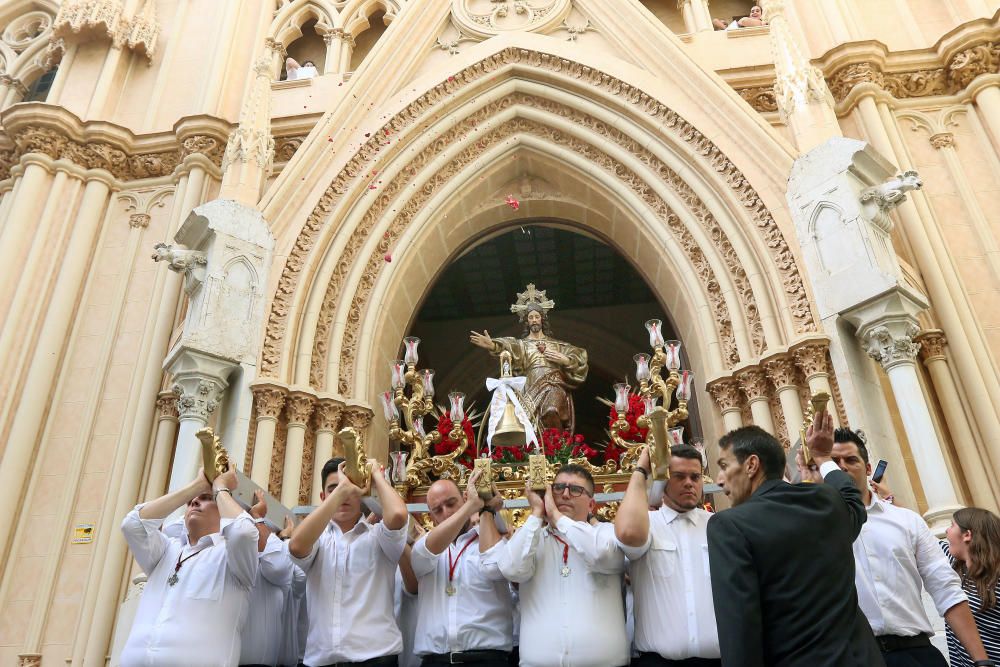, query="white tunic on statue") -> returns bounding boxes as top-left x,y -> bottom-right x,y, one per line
290,519 -> 406,665
486,515 -> 629,667
619,506 -> 720,660
240,532 -> 295,666
409,526 -> 513,656
120,506 -> 259,667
